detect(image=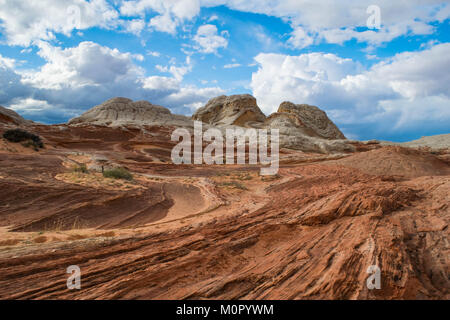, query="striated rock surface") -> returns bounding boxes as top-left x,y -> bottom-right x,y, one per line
0,106 -> 30,126
68,97 -> 192,128
192,94 -> 266,127
0,118 -> 448,300
331,146 -> 450,178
